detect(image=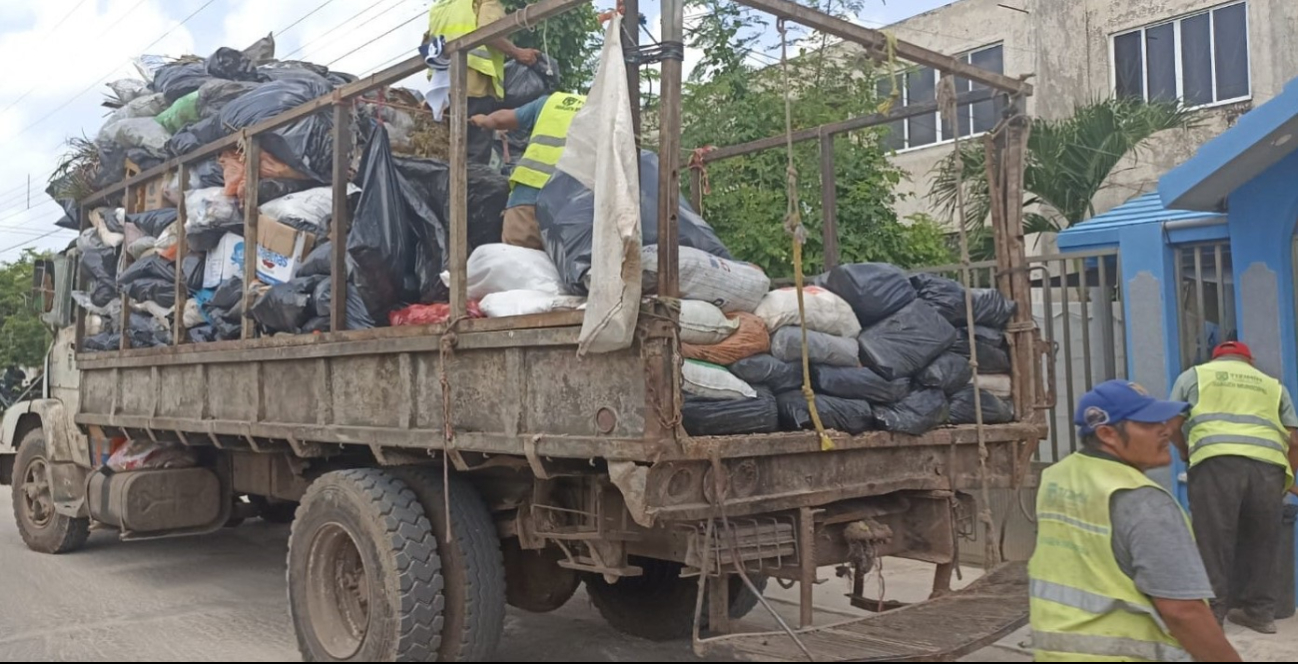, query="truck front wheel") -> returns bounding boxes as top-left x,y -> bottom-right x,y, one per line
584,557 -> 767,641
11,429 -> 90,554
288,469 -> 445,662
